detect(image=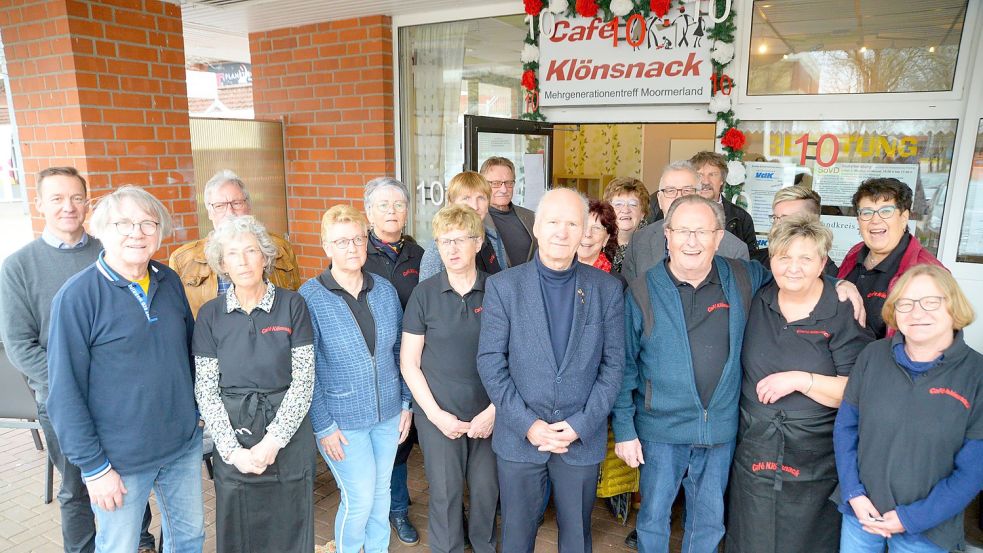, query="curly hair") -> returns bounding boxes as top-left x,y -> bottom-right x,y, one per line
588,199 -> 620,262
